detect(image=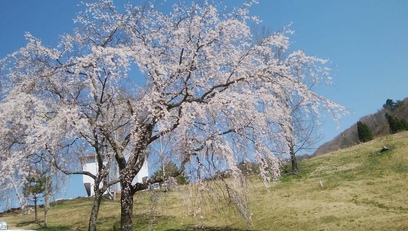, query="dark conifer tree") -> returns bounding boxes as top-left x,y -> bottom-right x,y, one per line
357,121 -> 374,142
386,114 -> 403,134
400,119 -> 408,131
